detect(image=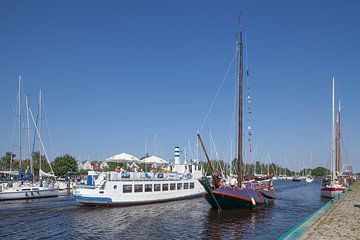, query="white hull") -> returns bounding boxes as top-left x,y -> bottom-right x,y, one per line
320,188 -> 345,198
305,178 -> 314,183
75,179 -> 204,206
0,187 -> 59,200
320,180 -> 346,198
